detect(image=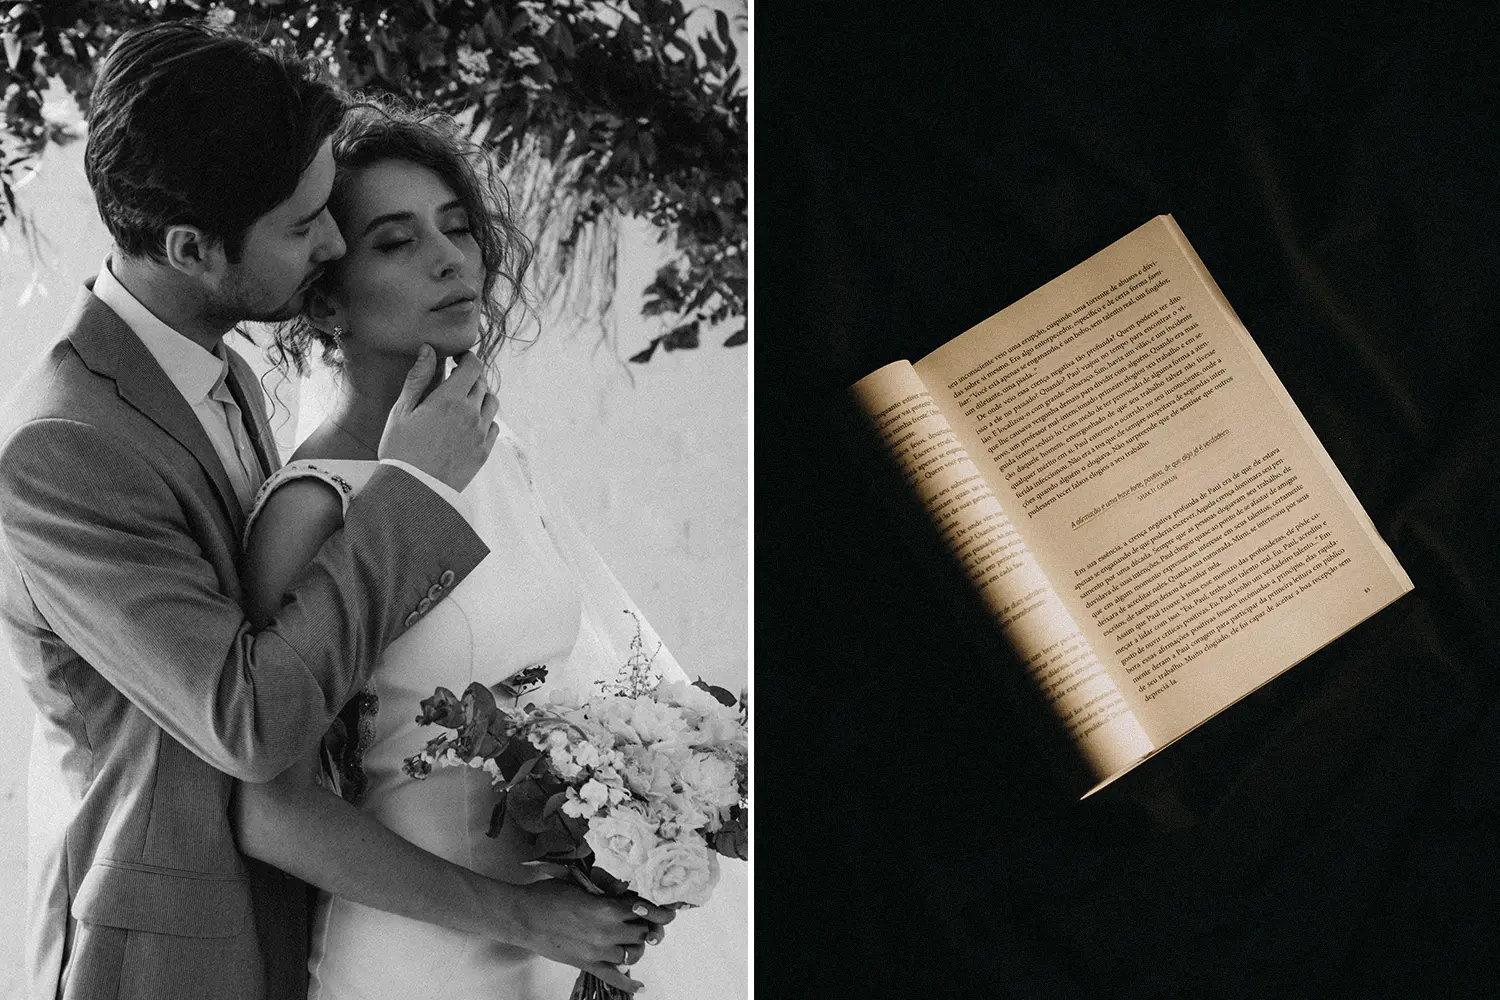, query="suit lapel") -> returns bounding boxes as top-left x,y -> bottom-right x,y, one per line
67,289 -> 247,539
